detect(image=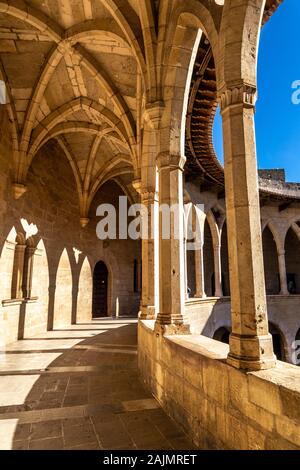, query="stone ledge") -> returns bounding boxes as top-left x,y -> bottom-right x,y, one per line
138,320 -> 300,449
2,297 -> 39,307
